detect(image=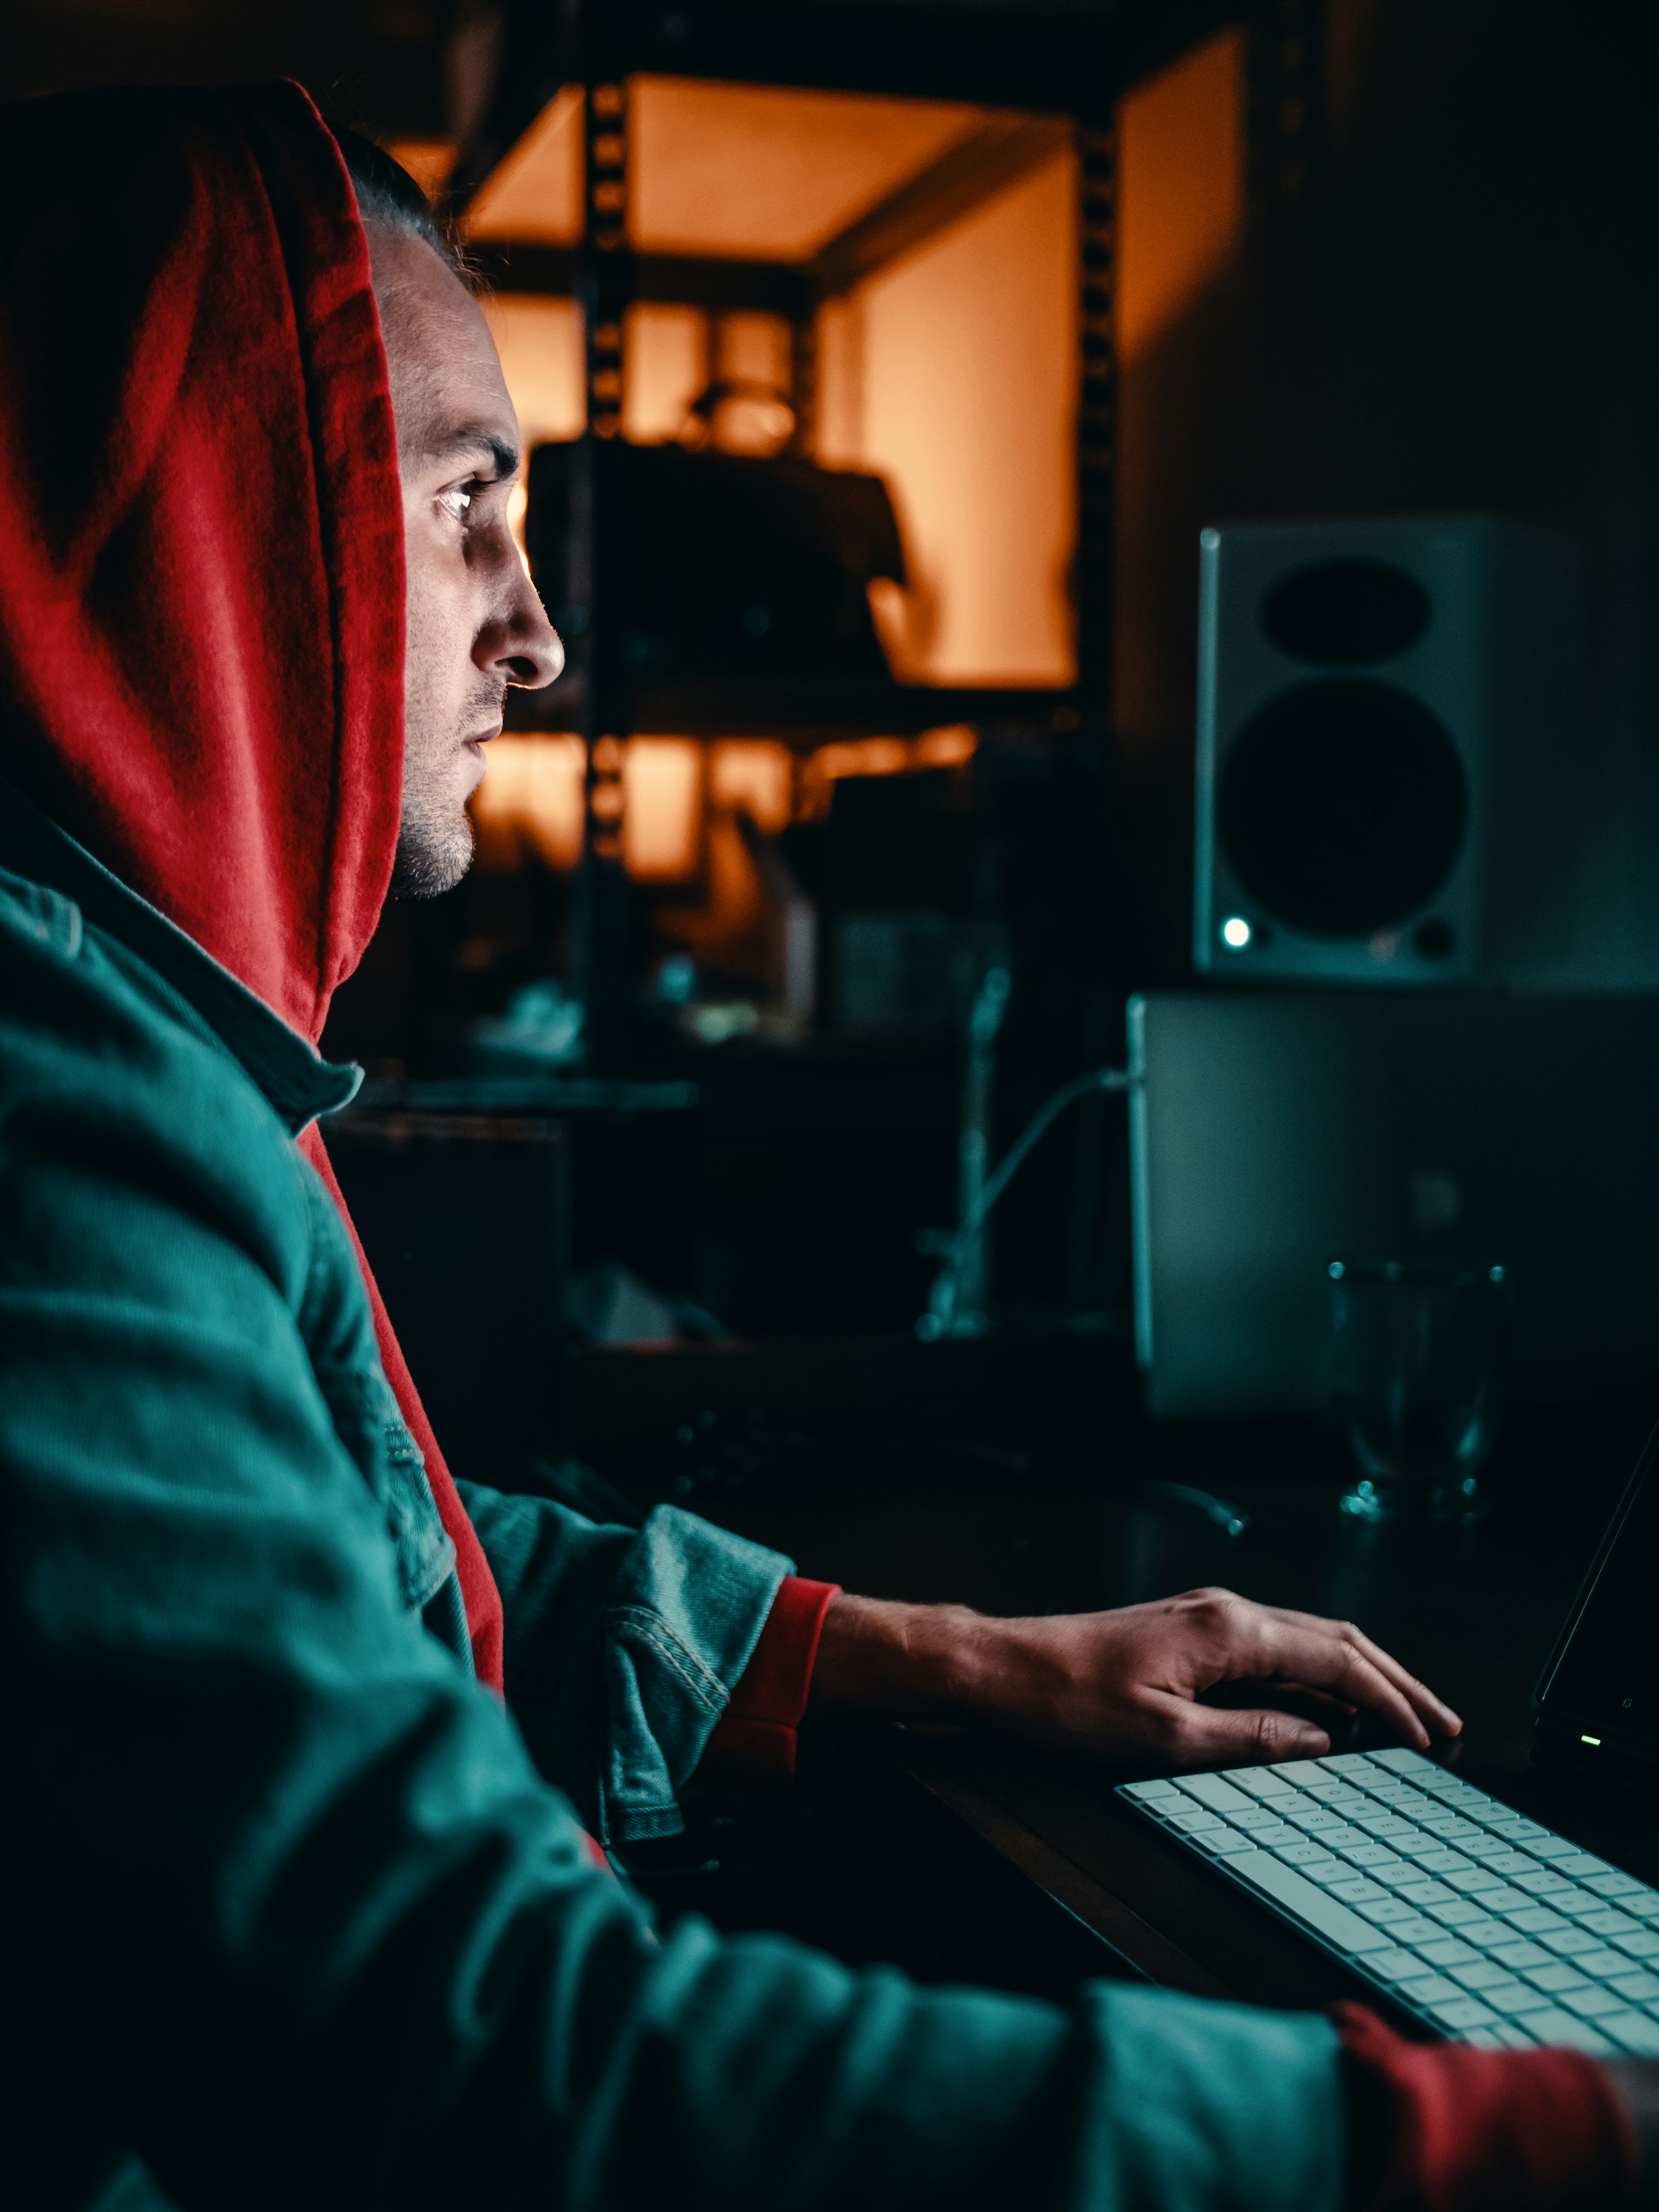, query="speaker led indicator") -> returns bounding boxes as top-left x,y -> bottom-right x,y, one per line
1220,916 -> 1253,950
